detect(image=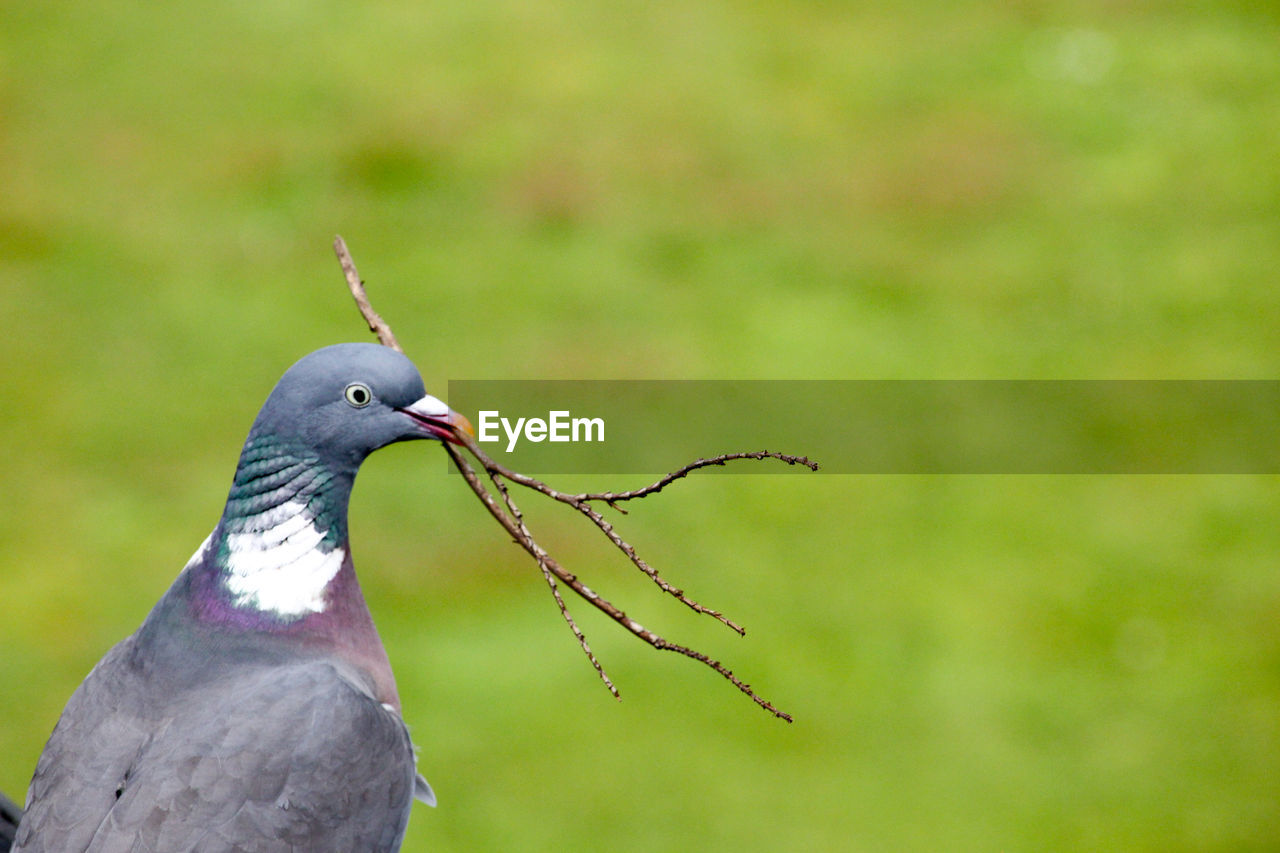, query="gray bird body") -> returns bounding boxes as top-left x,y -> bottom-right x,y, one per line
13,344 -> 463,852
